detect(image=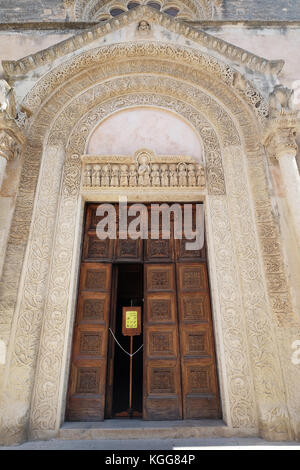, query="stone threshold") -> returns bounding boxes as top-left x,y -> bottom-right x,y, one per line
59,419 -> 258,441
